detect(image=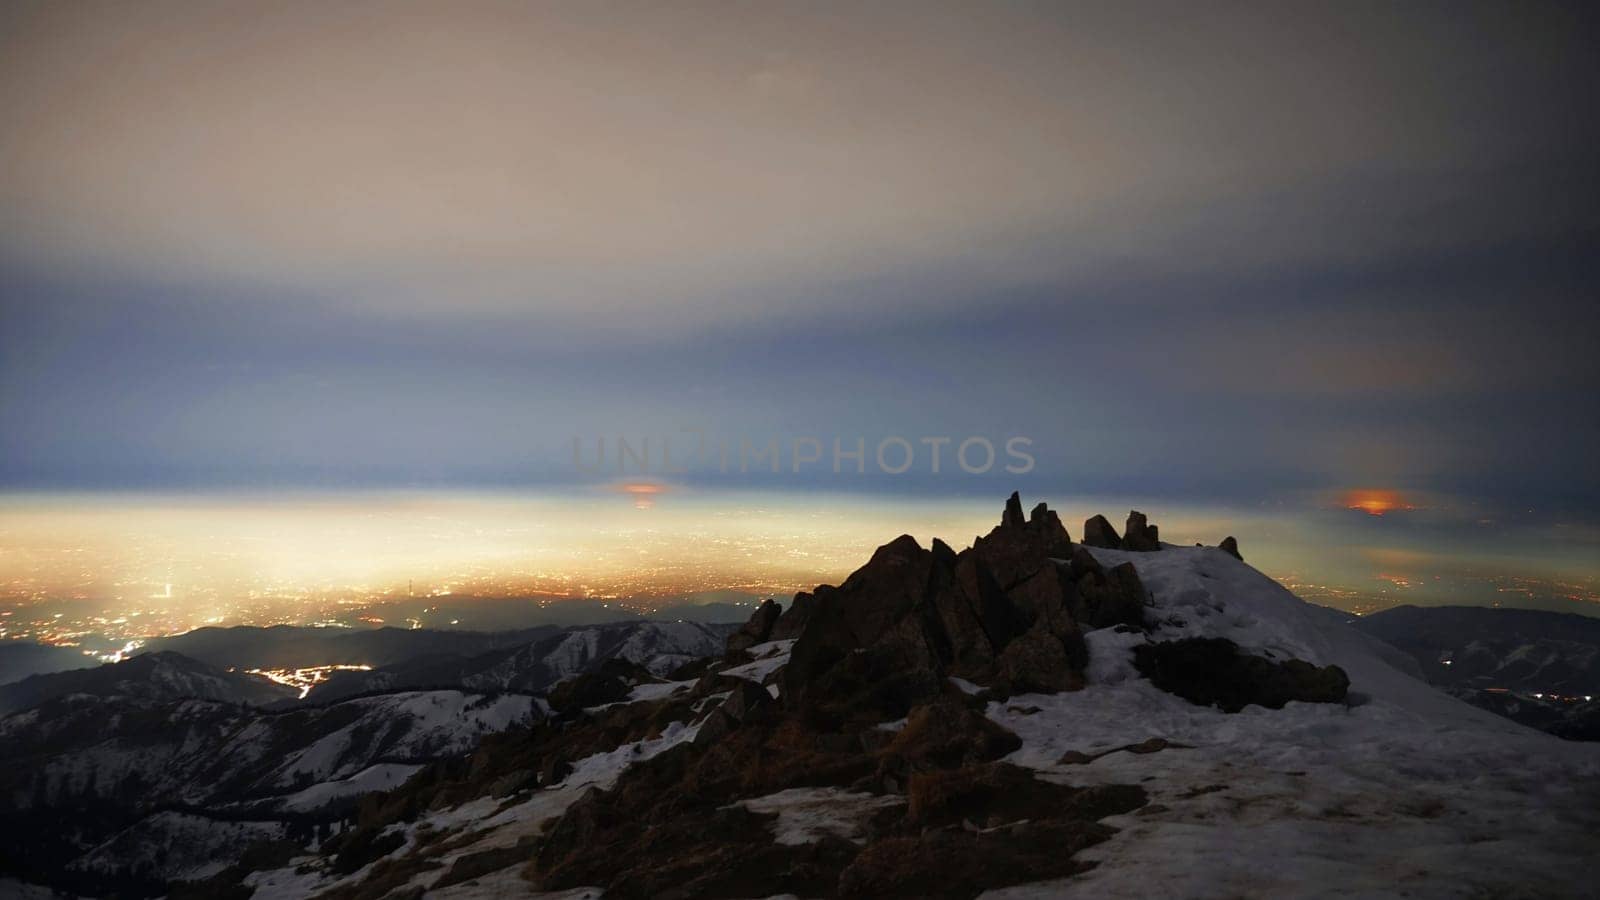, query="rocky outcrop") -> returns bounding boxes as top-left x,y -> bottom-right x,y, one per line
996,620 -> 1083,694
1123,510 -> 1161,551
1220,536 -> 1242,560
1082,514 -> 1122,549
1132,638 -> 1349,712
783,494 -> 1096,716
1066,546 -> 1148,630
727,598 -> 782,655
769,591 -> 815,641
546,658 -> 660,714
